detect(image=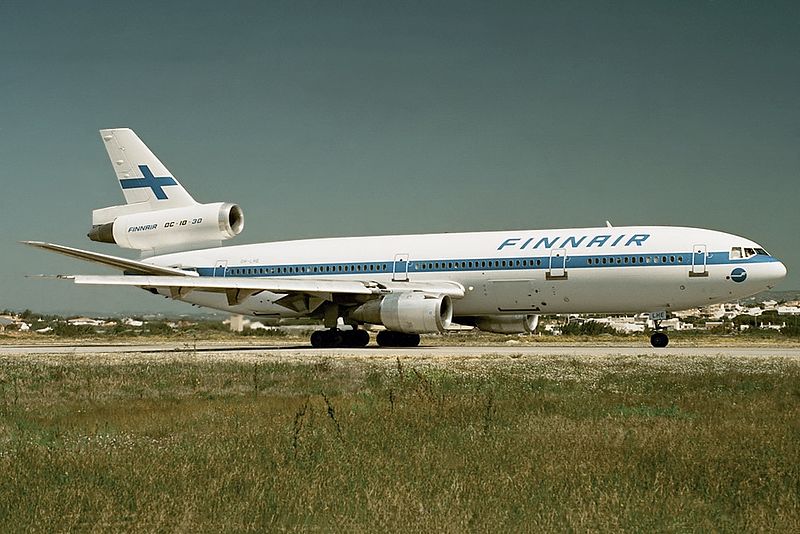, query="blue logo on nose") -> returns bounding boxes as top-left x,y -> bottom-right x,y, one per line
730,267 -> 747,283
